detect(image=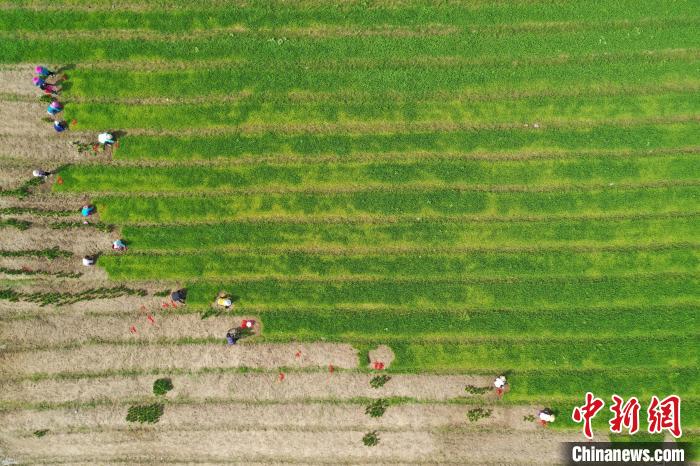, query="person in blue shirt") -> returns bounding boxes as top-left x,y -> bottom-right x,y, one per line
81,205 -> 95,217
